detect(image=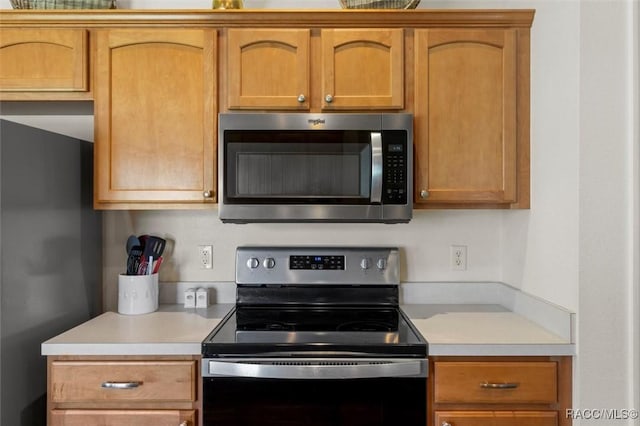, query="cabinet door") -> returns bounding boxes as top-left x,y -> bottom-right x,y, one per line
0,29 -> 88,99
50,360 -> 196,403
435,411 -> 557,426
227,29 -> 310,110
414,29 -> 517,205
321,28 -> 403,110
434,361 -> 557,404
51,409 -> 196,426
94,29 -> 217,207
